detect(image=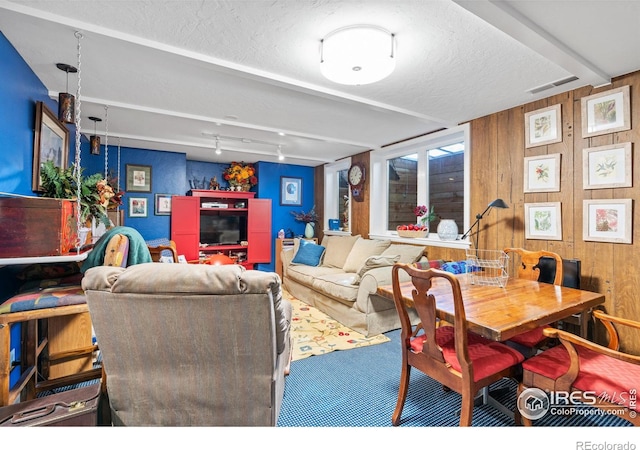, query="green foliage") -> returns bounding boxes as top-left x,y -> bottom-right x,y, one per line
39,161 -> 111,227
40,160 -> 75,199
